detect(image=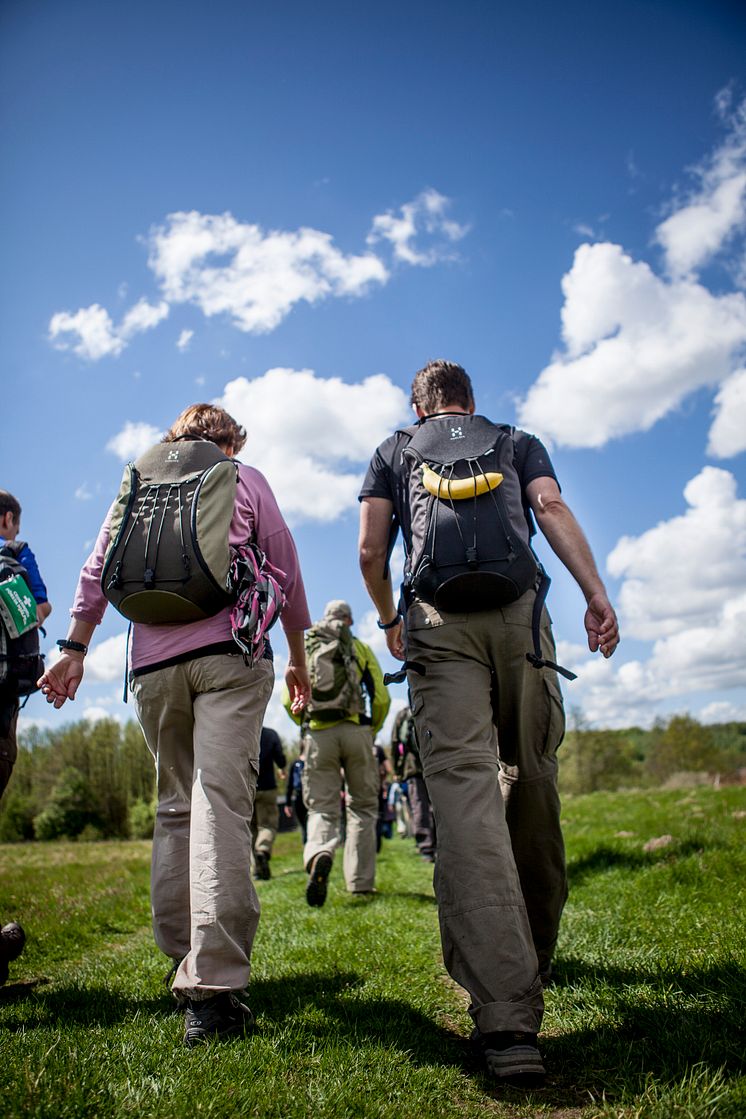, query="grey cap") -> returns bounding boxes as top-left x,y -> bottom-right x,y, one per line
324,599 -> 353,623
